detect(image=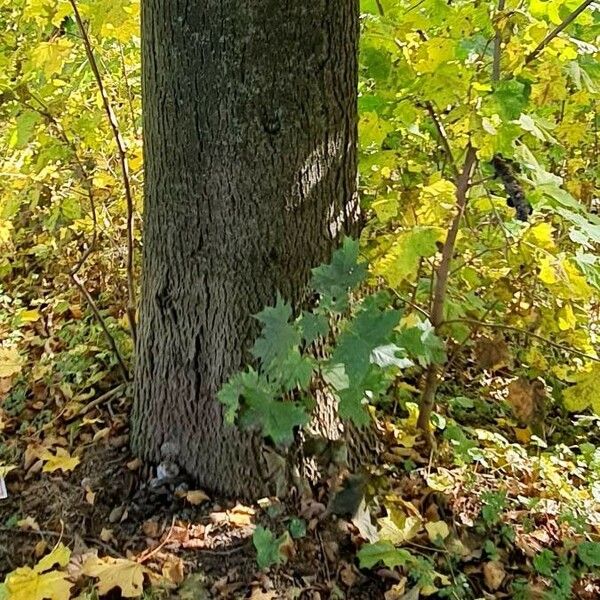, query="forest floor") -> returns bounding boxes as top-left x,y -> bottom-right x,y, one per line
2,373 -> 600,599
